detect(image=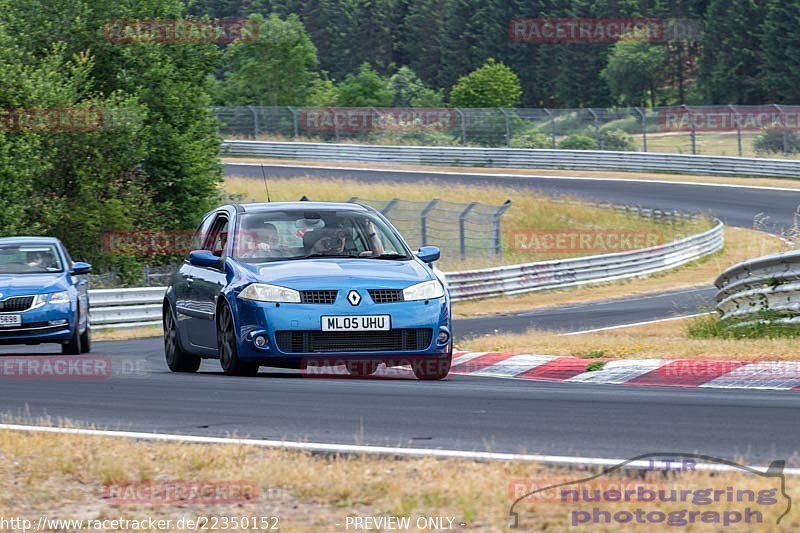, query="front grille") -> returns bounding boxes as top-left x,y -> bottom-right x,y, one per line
368,289 -> 404,303
300,290 -> 338,304
0,296 -> 34,312
275,328 -> 433,353
0,321 -> 55,334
